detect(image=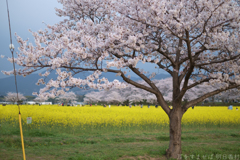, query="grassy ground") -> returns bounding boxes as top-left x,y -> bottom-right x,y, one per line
0,123 -> 240,160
